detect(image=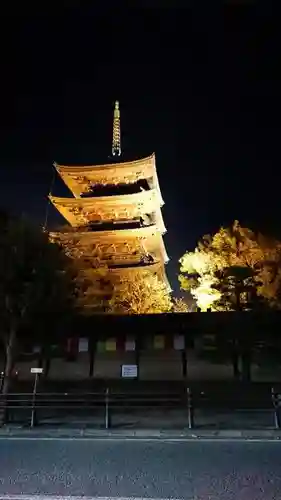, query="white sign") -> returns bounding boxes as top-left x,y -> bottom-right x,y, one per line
30,367 -> 43,374
121,364 -> 138,378
79,338 -> 88,352
174,334 -> 185,350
